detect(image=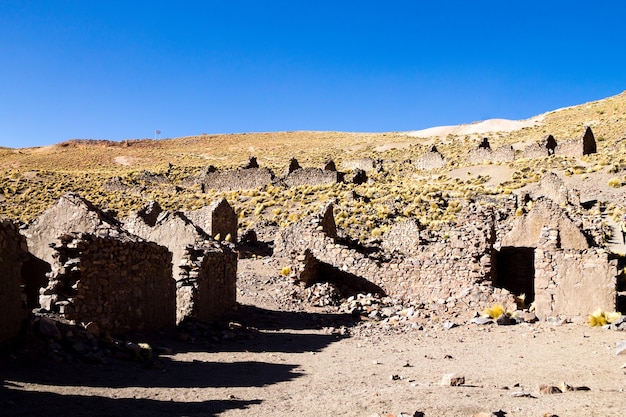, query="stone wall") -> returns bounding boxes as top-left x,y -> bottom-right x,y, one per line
556,126 -> 597,157
198,167 -> 275,192
501,198 -> 589,250
0,219 -> 29,343
523,135 -> 556,159
22,192 -> 123,267
124,203 -> 204,282
125,201 -> 238,323
533,227 -> 617,319
414,146 -> 447,171
177,241 -> 238,323
381,219 -> 422,256
275,203 -> 507,310
467,146 -> 515,164
282,168 -> 339,188
341,158 -> 382,172
185,198 -> 238,242
40,232 -> 175,335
